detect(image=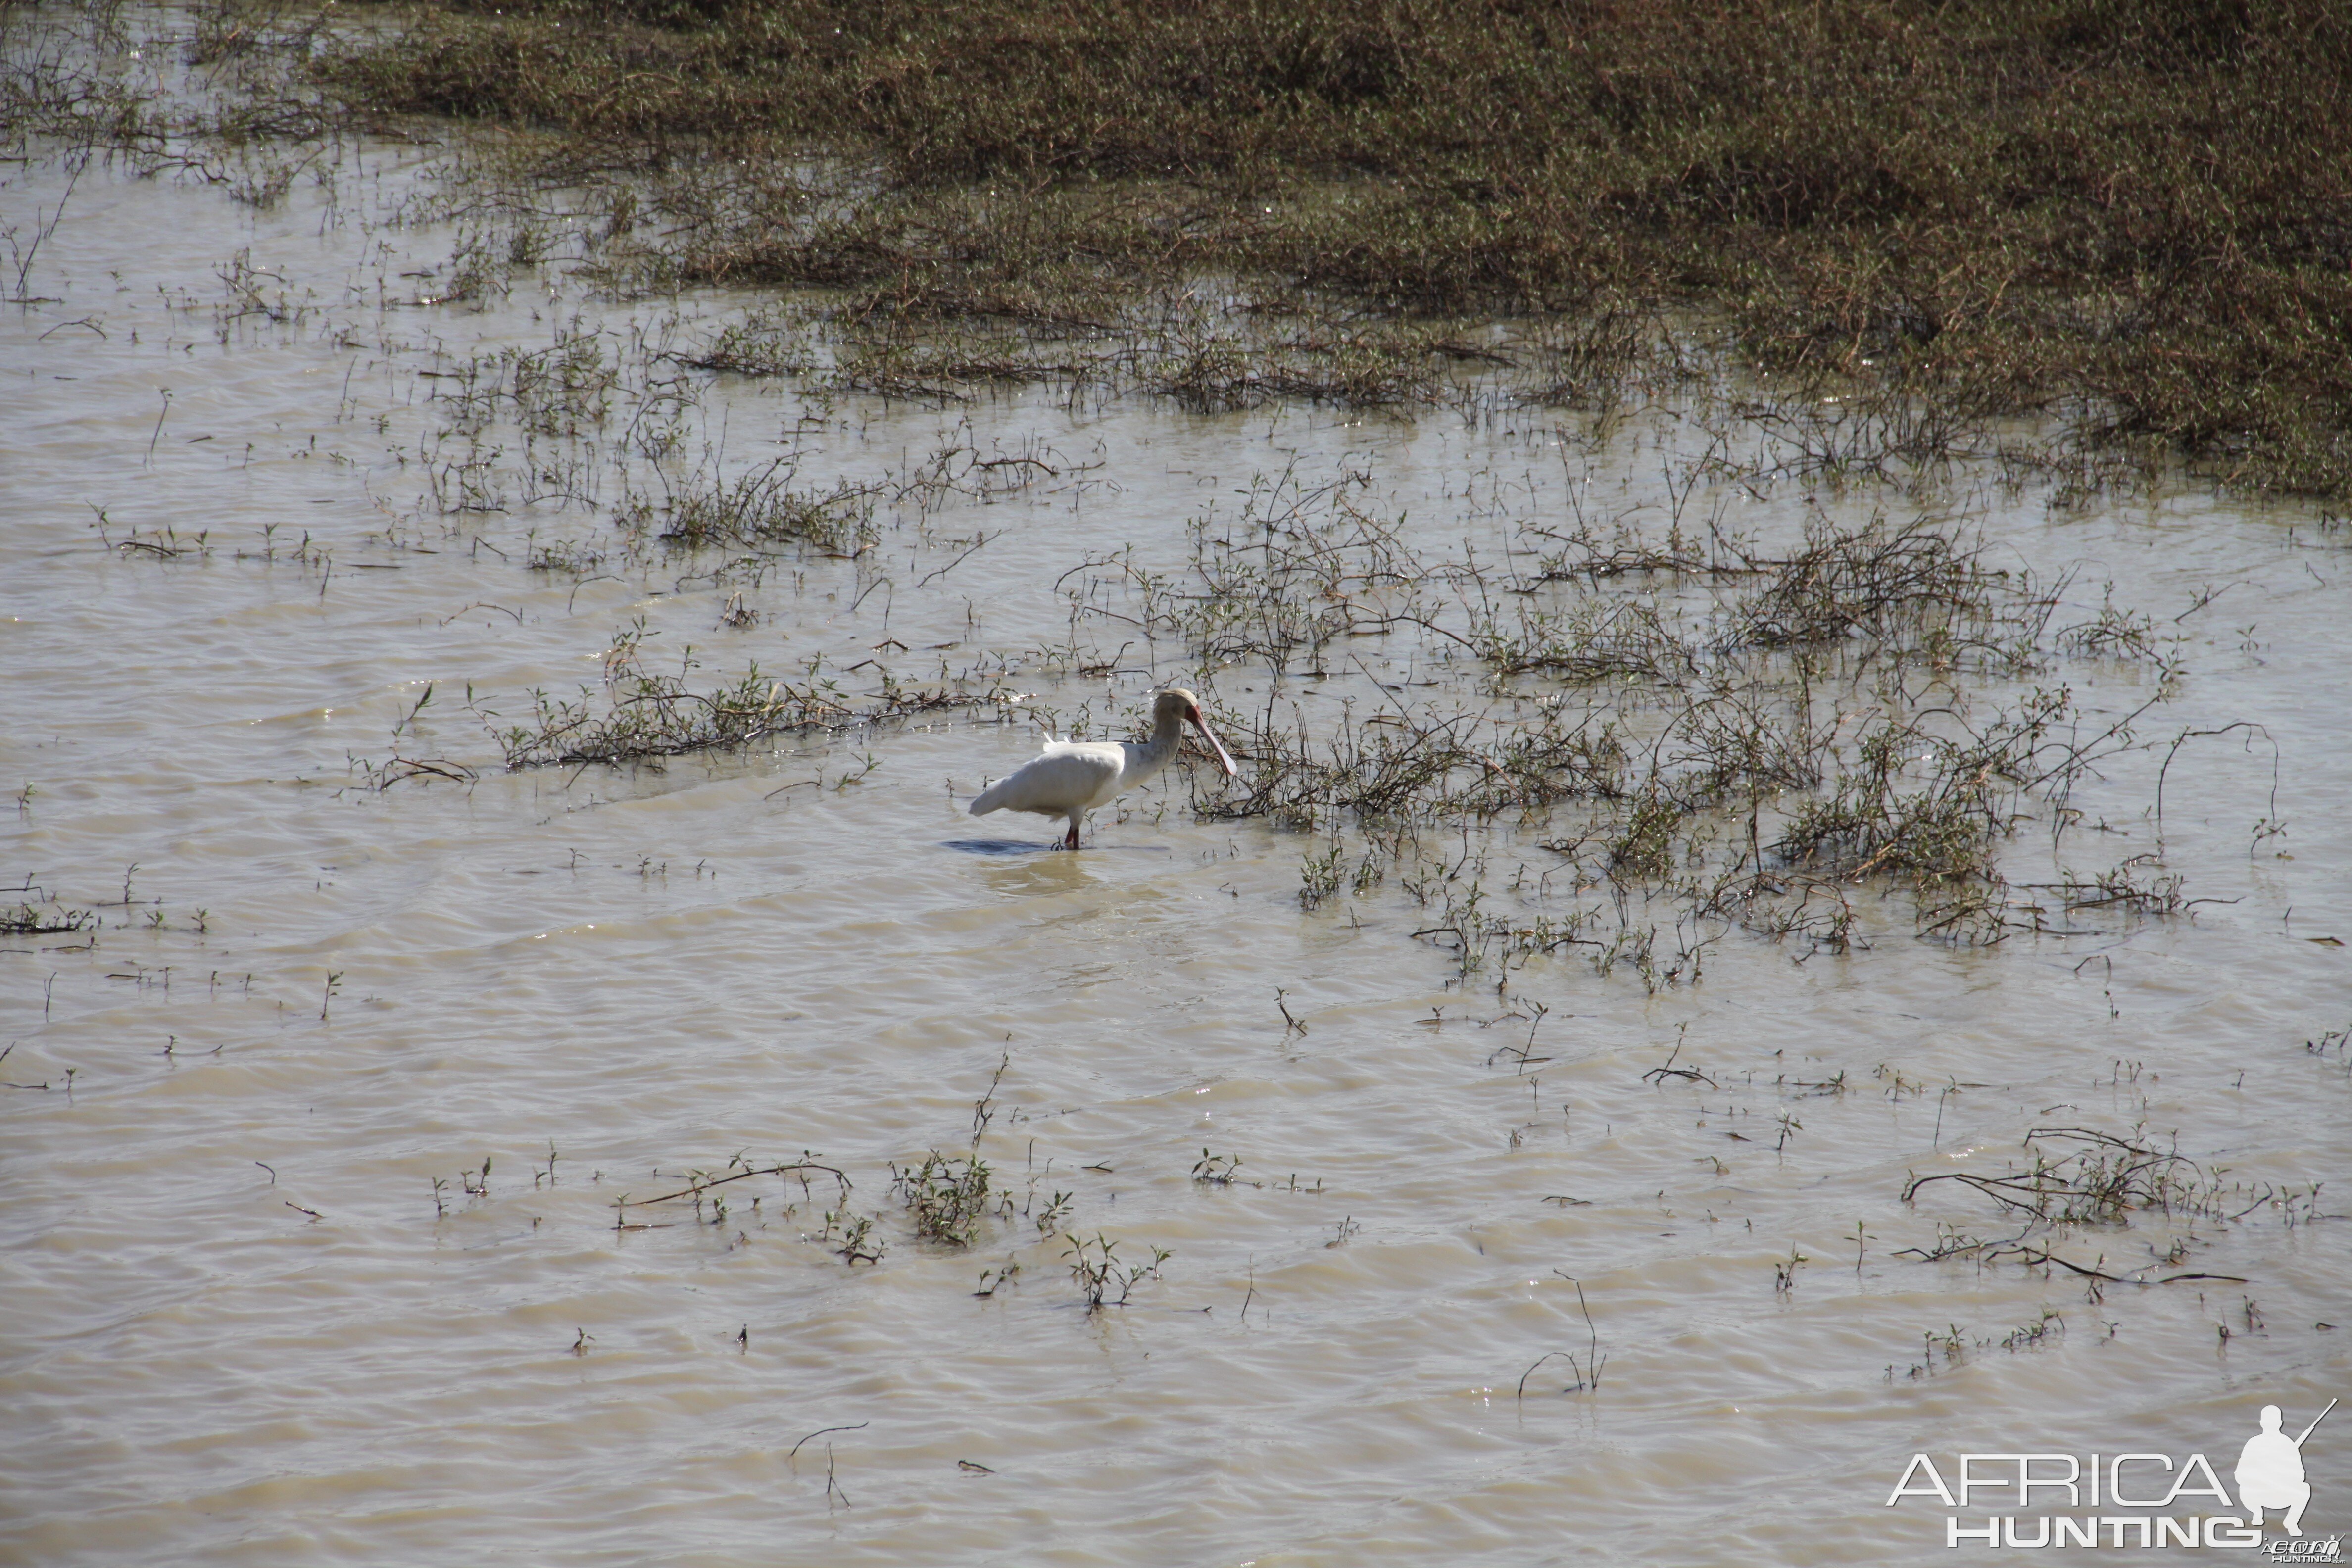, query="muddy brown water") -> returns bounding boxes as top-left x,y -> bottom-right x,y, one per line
4,96 -> 2350,1568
